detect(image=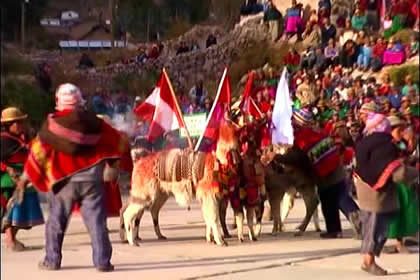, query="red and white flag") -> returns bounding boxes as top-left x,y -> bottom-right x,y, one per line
195,67 -> 231,151
134,69 -> 186,142
240,71 -> 263,119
